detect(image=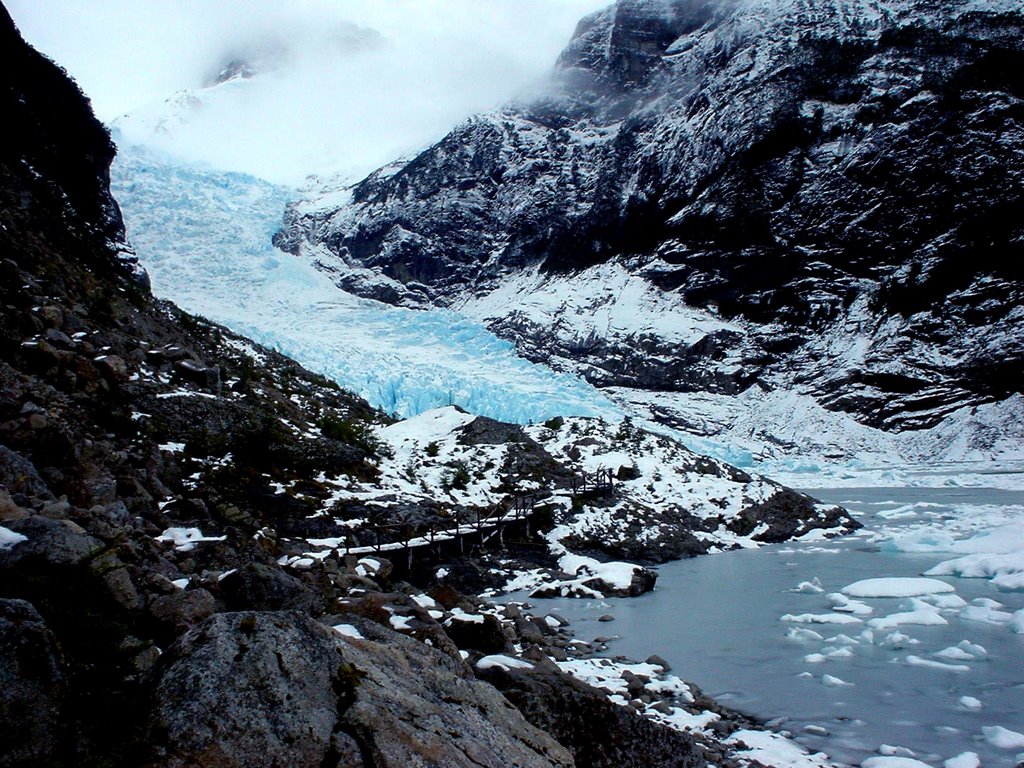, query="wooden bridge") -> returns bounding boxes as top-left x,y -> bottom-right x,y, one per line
570,468 -> 615,497
296,470 -> 616,571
